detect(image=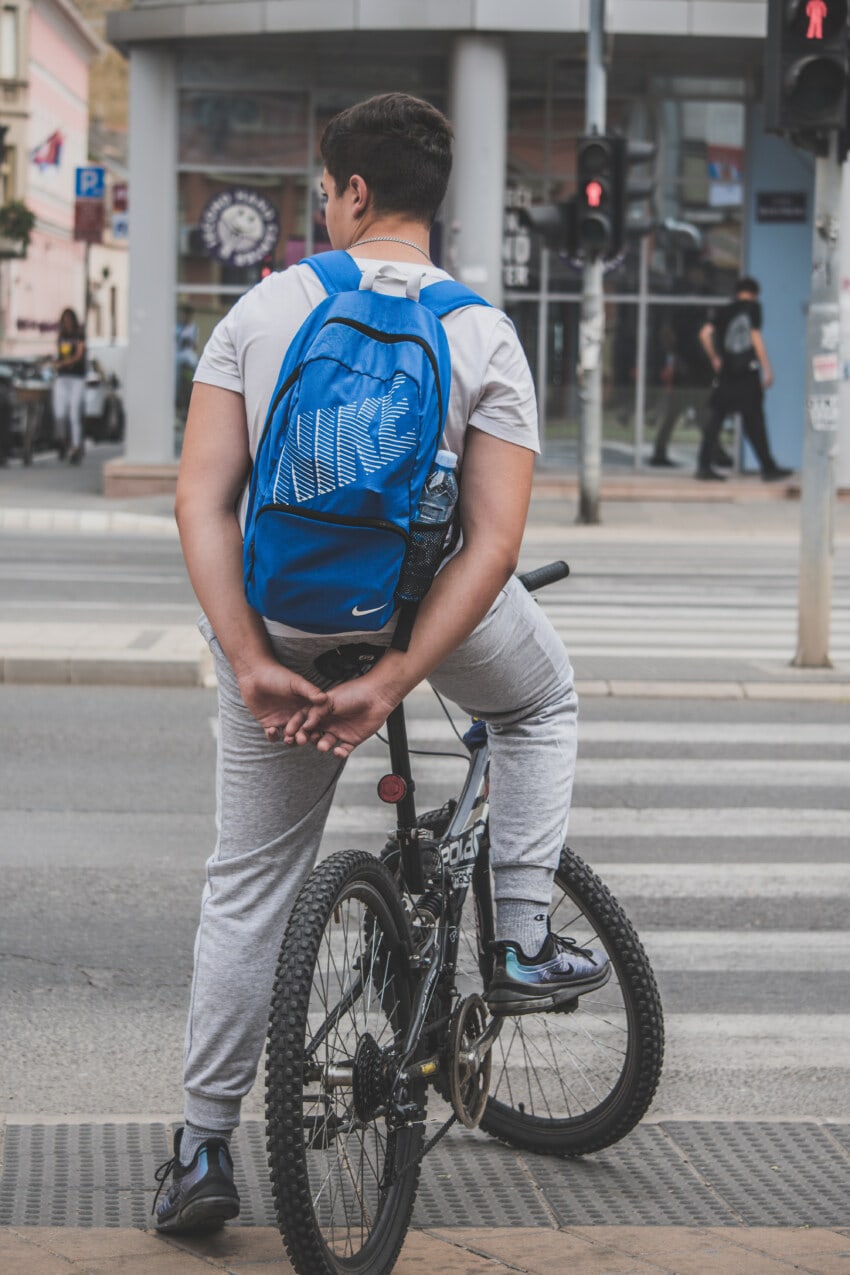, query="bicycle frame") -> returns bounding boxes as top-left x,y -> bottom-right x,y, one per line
380,560 -> 572,1097
384,702 -> 498,1091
